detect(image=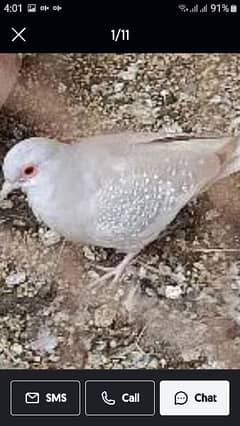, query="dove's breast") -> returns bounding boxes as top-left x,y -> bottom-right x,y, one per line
25,153 -> 100,244
27,183 -> 99,244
